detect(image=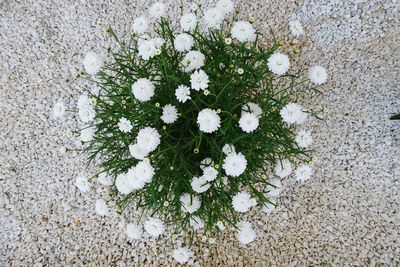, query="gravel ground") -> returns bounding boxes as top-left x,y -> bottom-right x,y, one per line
1,0 -> 399,266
